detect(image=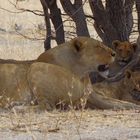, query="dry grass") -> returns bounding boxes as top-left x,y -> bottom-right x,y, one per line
0,109 -> 140,140
0,0 -> 48,60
